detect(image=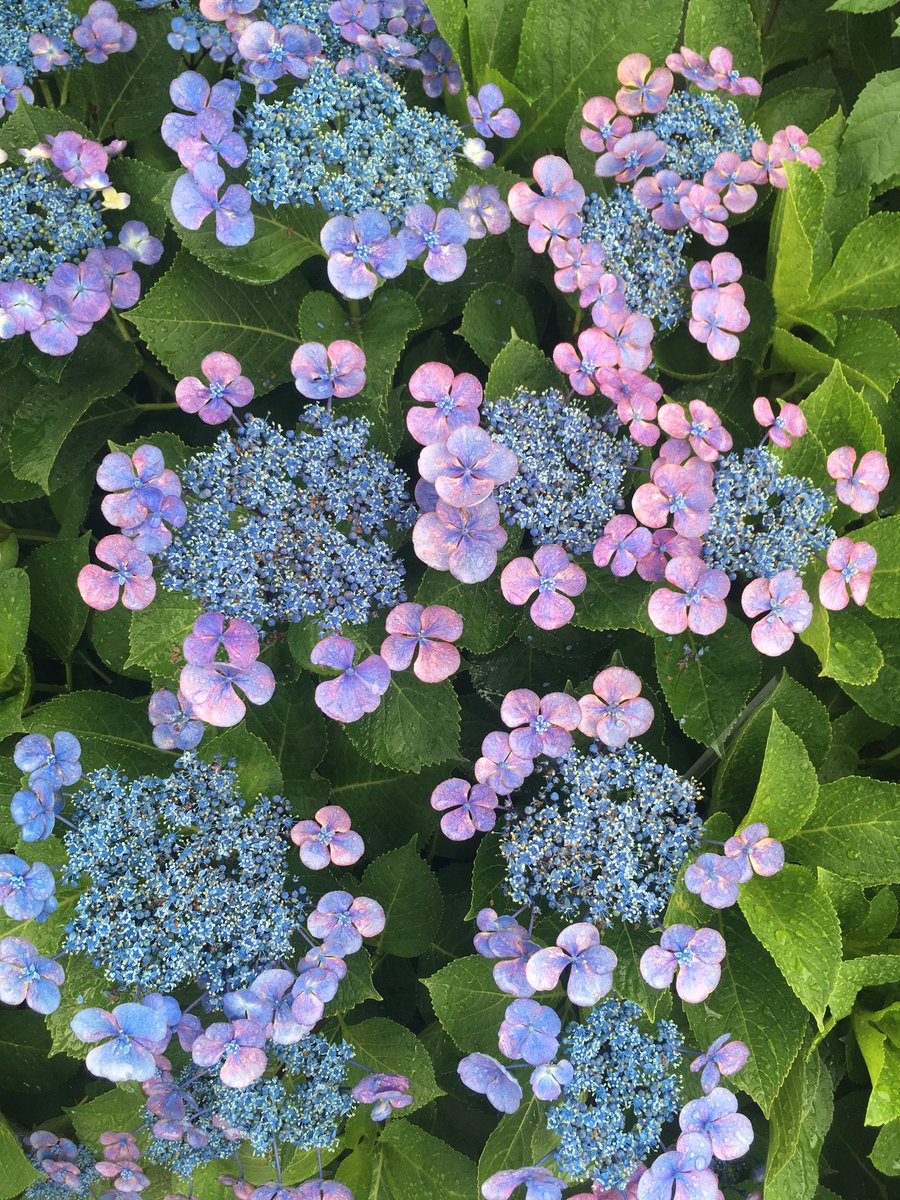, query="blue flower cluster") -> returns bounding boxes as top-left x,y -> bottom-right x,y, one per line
162,408 -> 414,630
482,386 -> 638,554
166,4 -> 235,61
652,90 -> 759,180
62,753 -> 305,996
0,0 -> 74,81
704,446 -> 835,579
548,999 -> 683,1188
24,1143 -> 98,1200
145,1036 -> 354,1176
580,187 -> 689,329
0,163 -> 109,285
501,742 -> 704,925
0,0 -> 135,104
244,59 -> 460,223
